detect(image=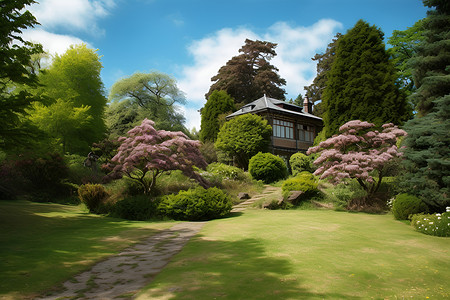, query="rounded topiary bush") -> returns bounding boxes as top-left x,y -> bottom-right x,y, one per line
281,172 -> 319,200
78,184 -> 109,214
392,193 -> 429,220
158,187 -> 233,221
289,152 -> 313,176
249,152 -> 287,183
113,195 -> 160,221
